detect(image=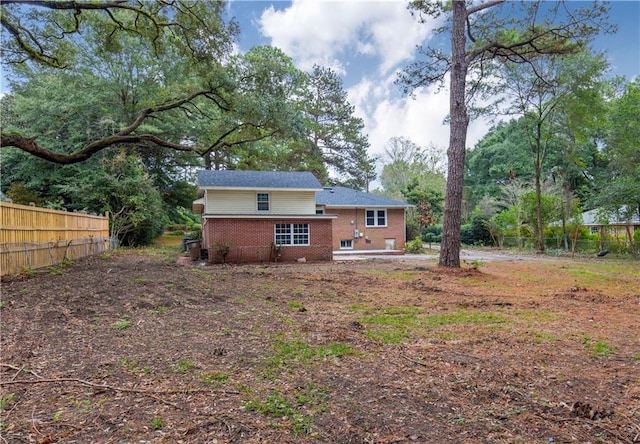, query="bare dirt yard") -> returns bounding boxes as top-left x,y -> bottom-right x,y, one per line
1,247 -> 639,443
